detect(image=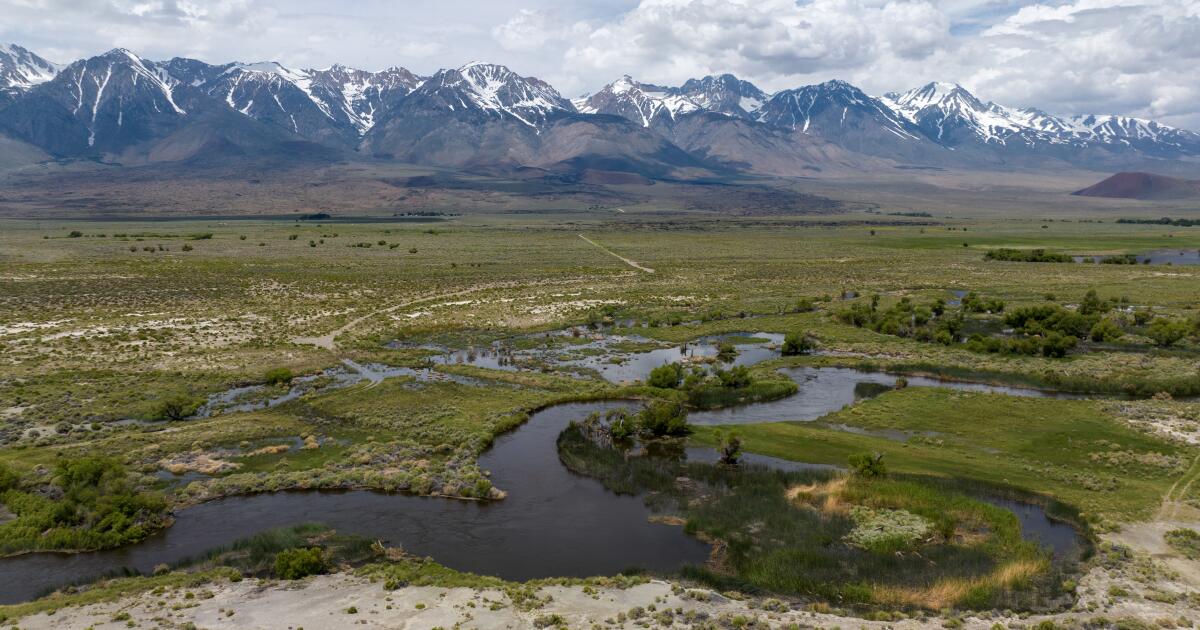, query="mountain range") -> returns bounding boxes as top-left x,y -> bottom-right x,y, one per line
2,43 -> 1198,179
